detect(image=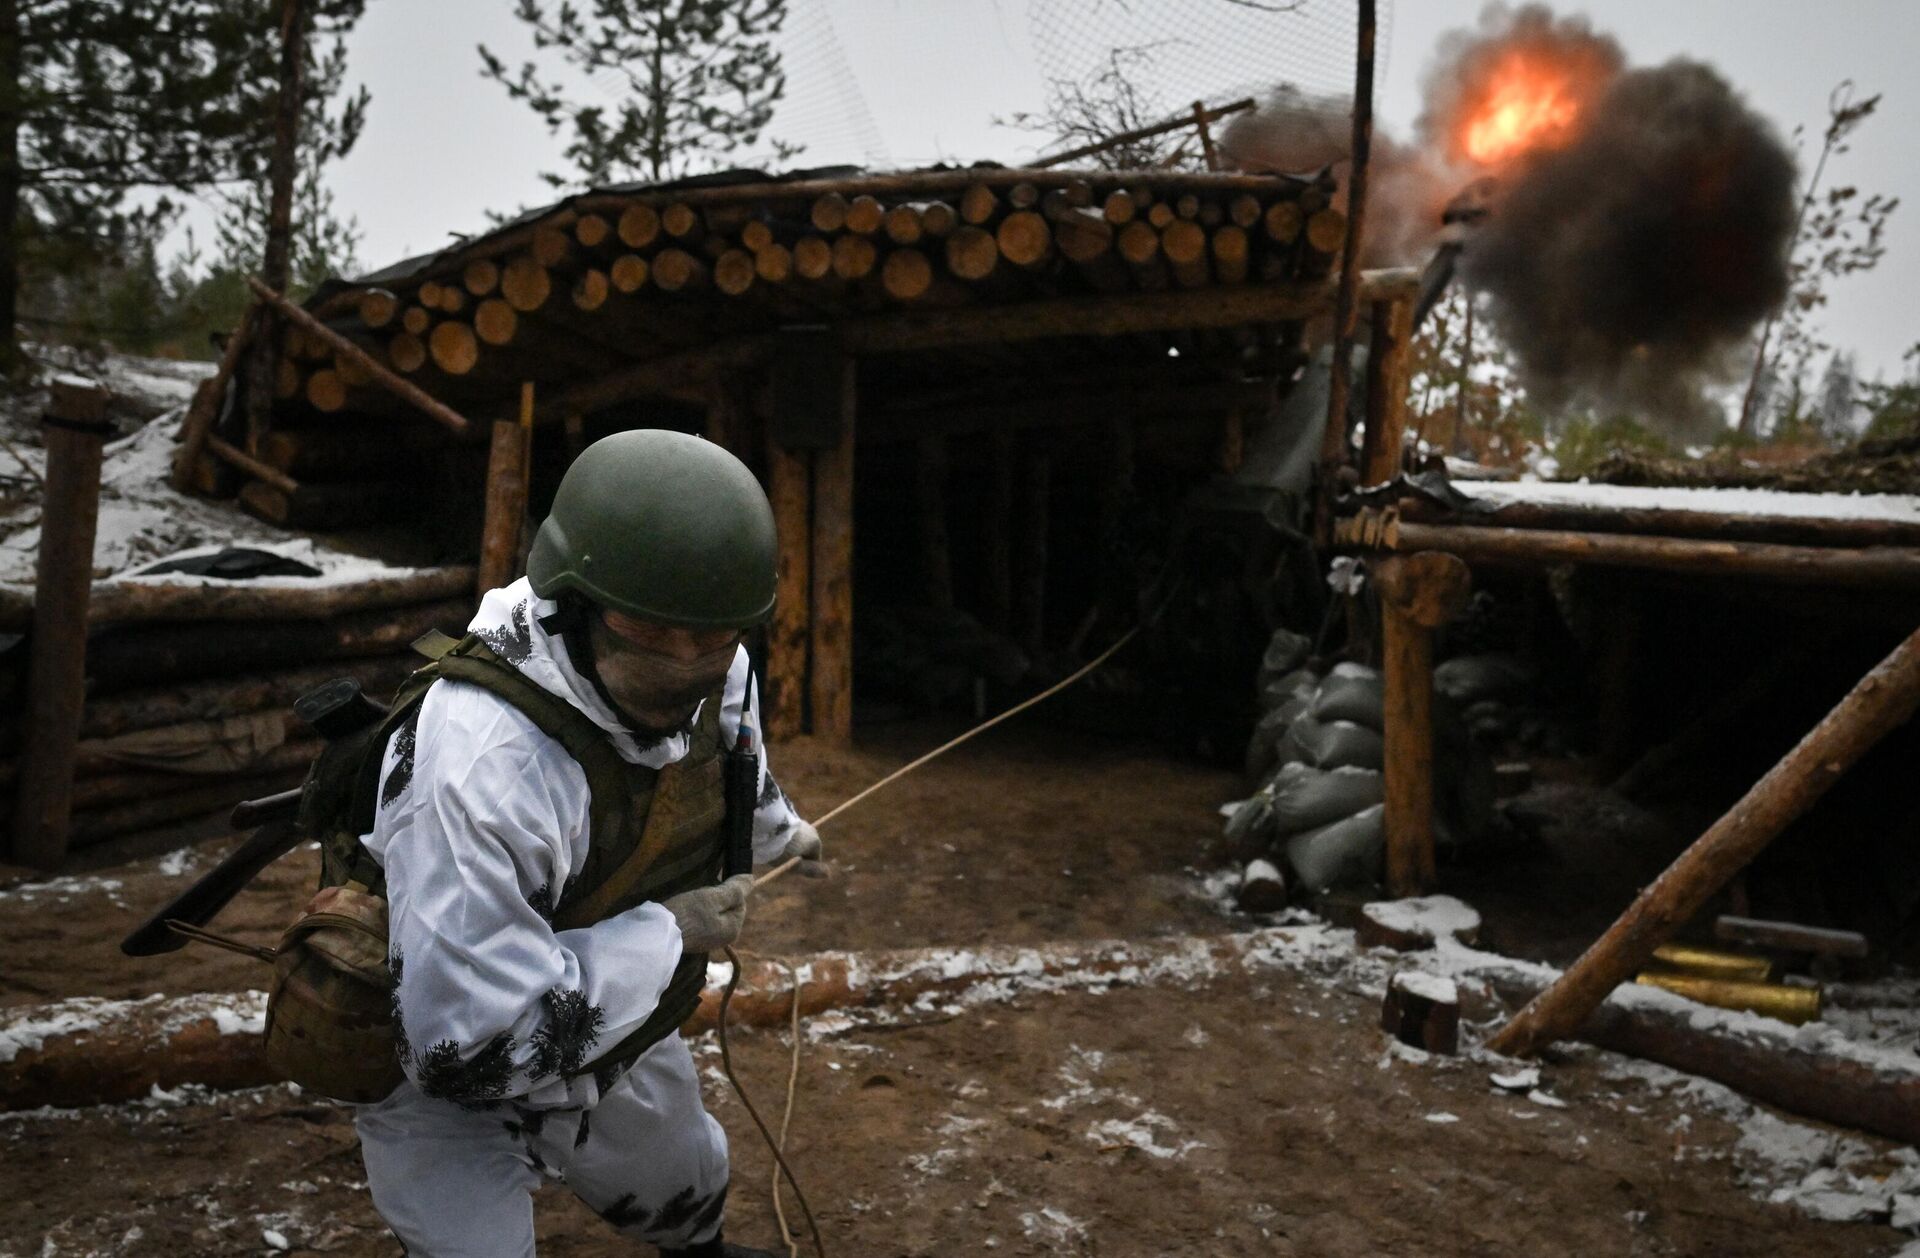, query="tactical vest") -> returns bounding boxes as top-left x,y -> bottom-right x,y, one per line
265,631 -> 730,1103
